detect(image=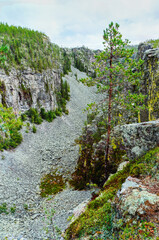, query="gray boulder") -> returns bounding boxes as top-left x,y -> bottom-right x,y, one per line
114,120 -> 159,159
